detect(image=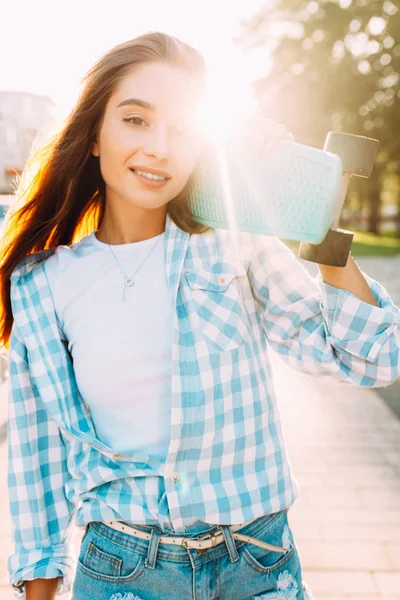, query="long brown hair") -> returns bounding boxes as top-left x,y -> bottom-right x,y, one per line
0,31 -> 210,349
